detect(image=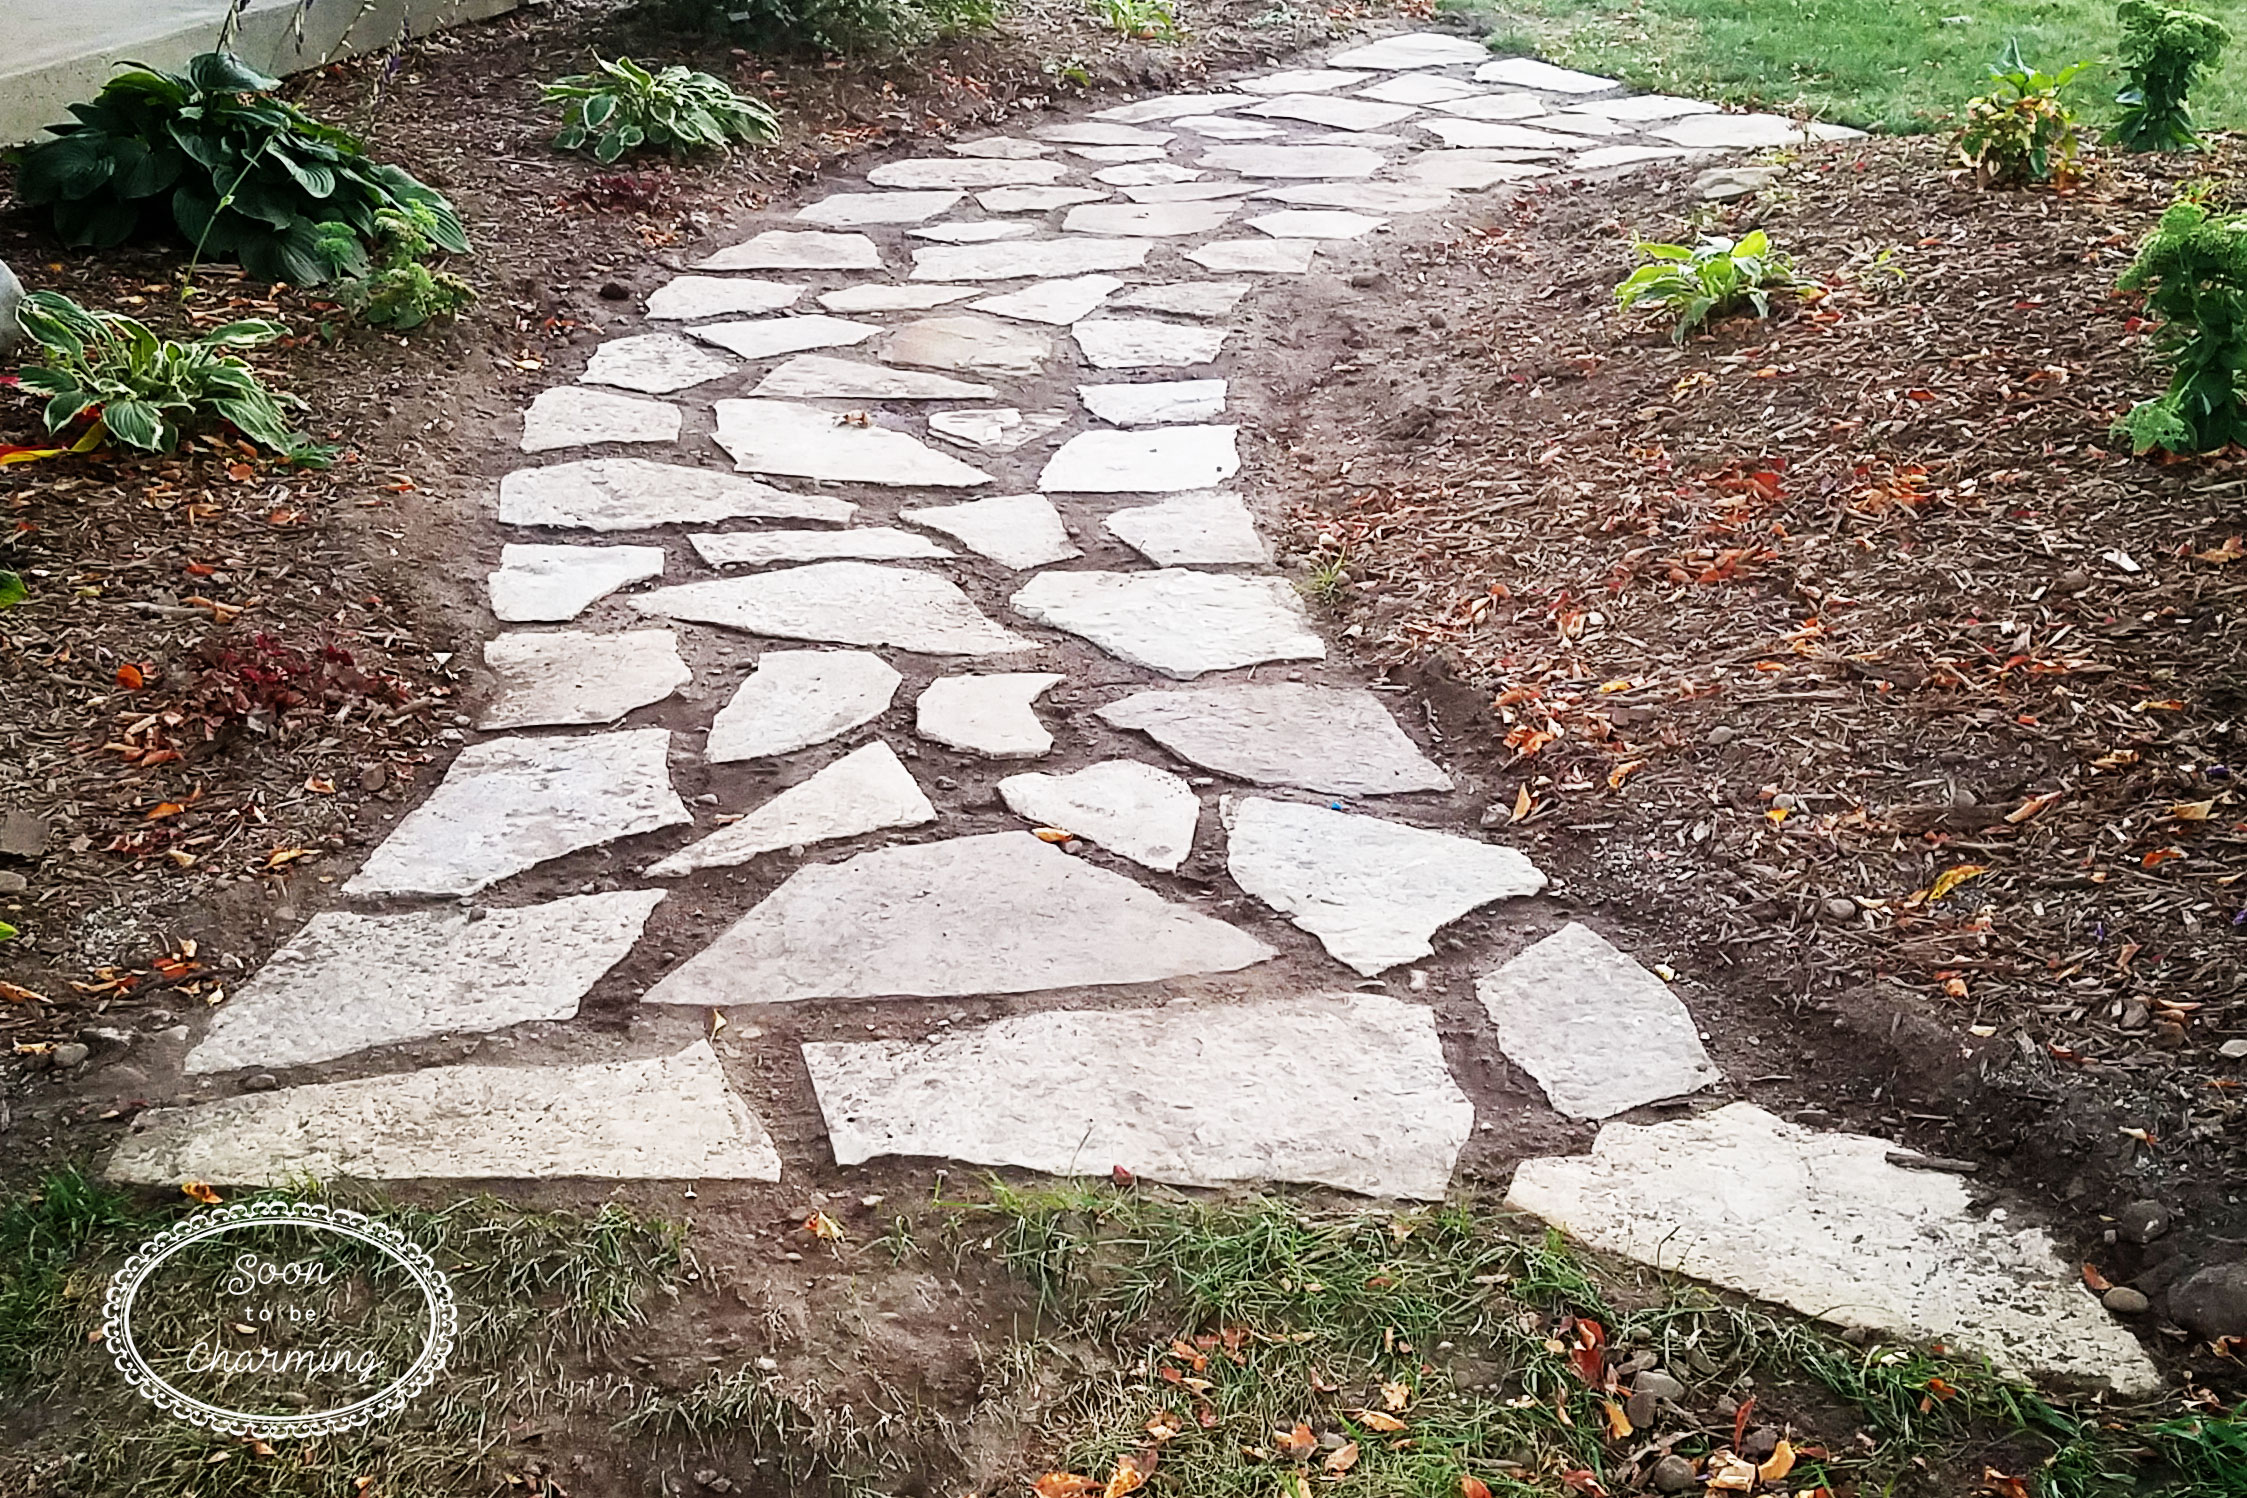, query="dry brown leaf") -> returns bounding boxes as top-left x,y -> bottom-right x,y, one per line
1380,1380 -> 1411,1411
1929,863 -> 1987,900
1510,784 -> 1532,822
1145,1411 -> 1183,1442
1602,1397 -> 1633,1440
182,1181 -> 223,1205
1354,1410 -> 1407,1433
1033,827 -> 1075,843
803,1210 -> 845,1240
1274,1422 -> 1317,1459
1460,1480 -> 1493,1498
2082,1263 -> 2113,1292
1324,1441 -> 1359,1475
1102,1447 -> 1156,1498
2170,799 -> 2216,821
2005,791 -> 2062,823
1757,1439 -> 1796,1482
1032,1474 -> 1098,1498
